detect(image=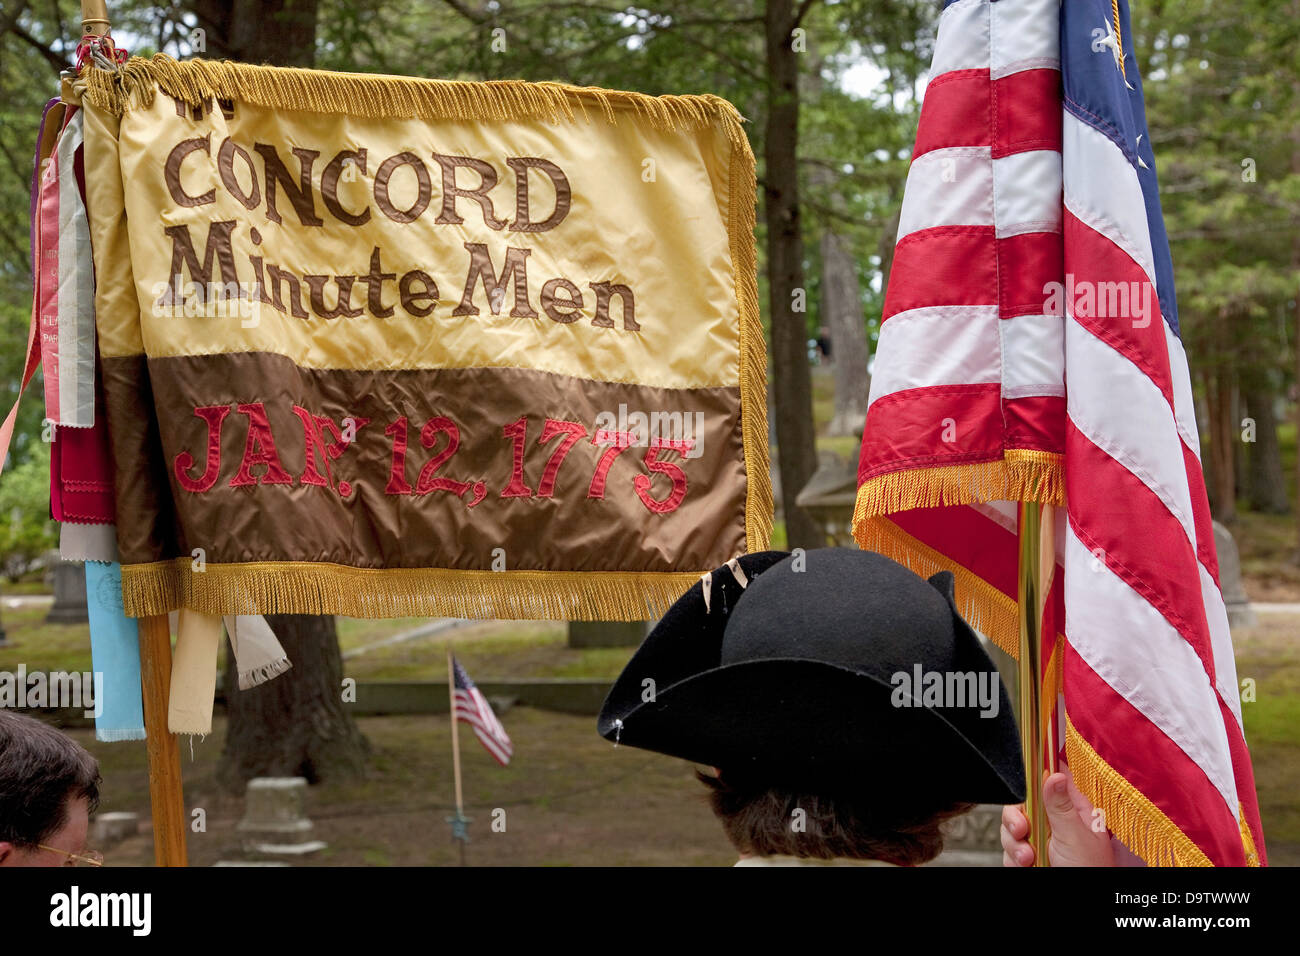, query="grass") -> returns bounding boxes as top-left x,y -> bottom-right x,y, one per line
0,578 -> 54,595
1230,614 -> 1300,856
0,605 -> 95,674
1233,511 -> 1300,601
339,618 -> 634,681
0,606 -> 637,684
